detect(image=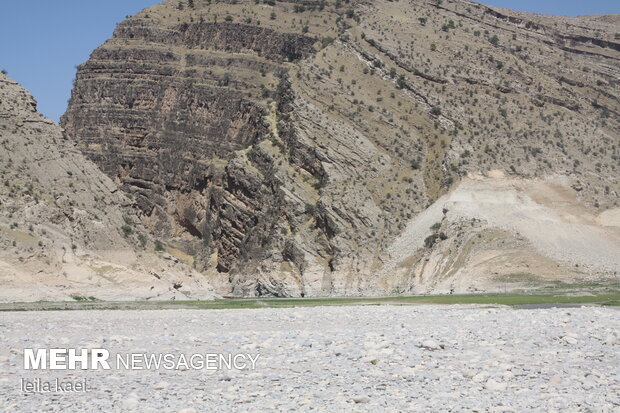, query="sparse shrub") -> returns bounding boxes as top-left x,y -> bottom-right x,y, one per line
154,240 -> 165,252
121,225 -> 133,237
424,233 -> 439,248
441,20 -> 455,32
321,36 -> 335,49
138,233 -> 147,248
